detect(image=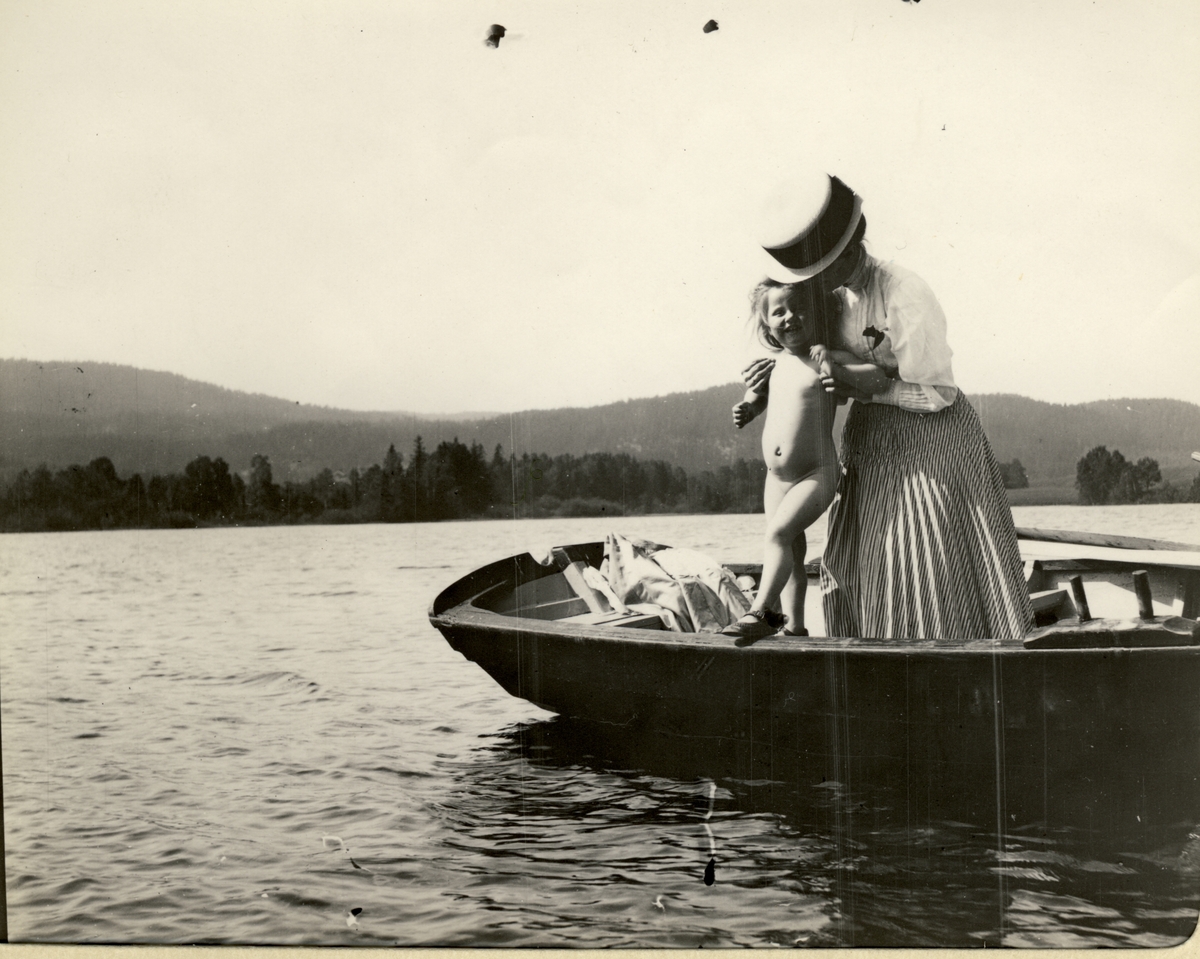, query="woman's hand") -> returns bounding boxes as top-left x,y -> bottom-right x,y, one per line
827,359 -> 891,397
741,357 -> 775,393
826,381 -> 875,404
